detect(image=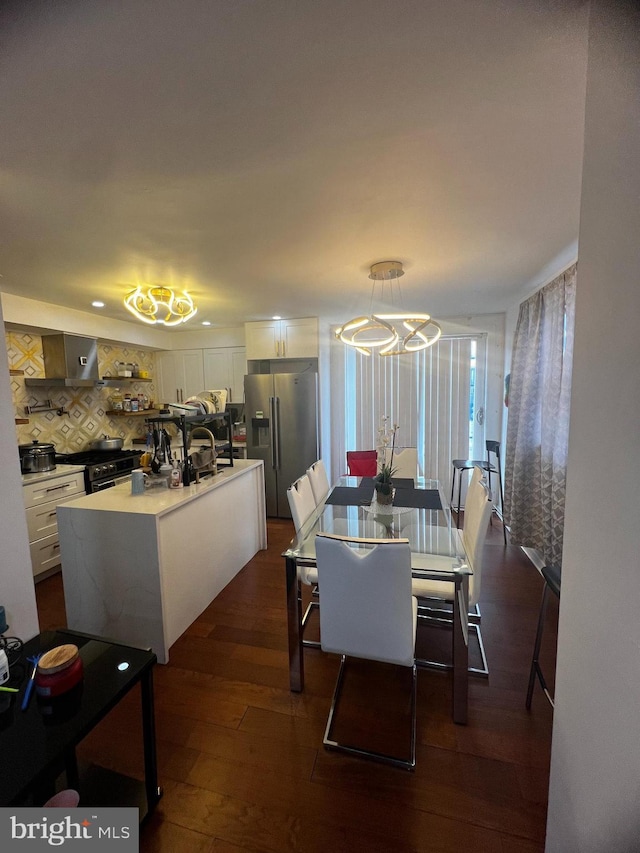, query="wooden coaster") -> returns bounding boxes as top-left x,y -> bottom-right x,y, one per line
37,644 -> 79,675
